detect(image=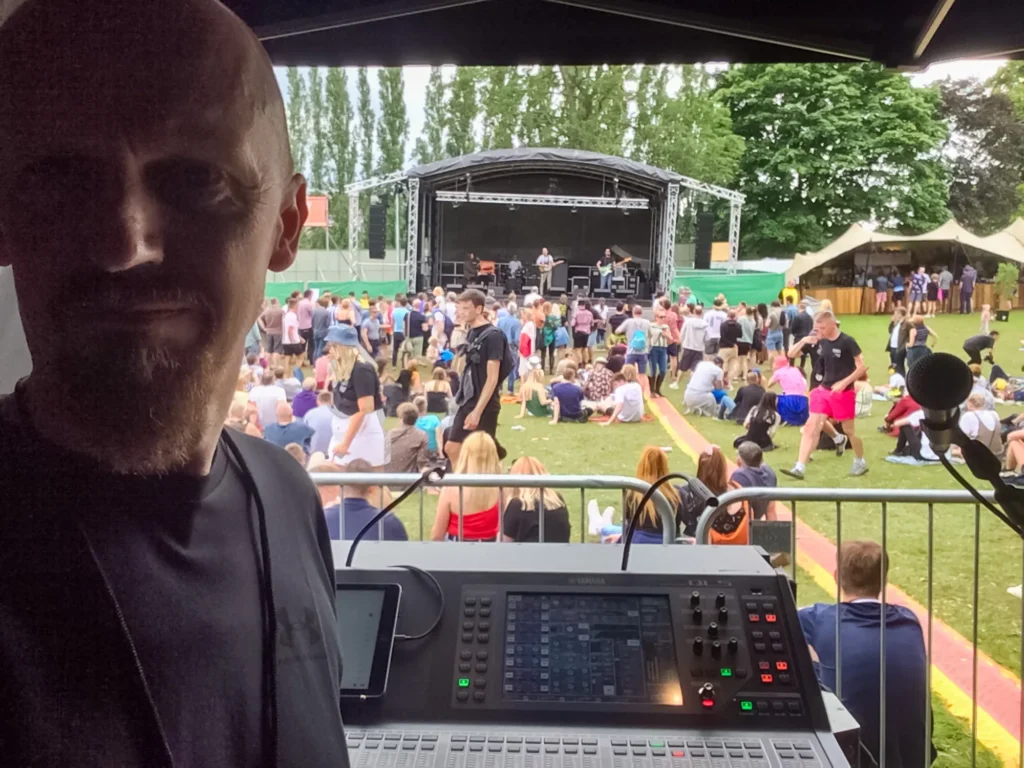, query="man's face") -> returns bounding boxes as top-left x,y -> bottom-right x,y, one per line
542,248 -> 549,256
0,1 -> 304,469
604,249 -> 611,258
457,300 -> 479,324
